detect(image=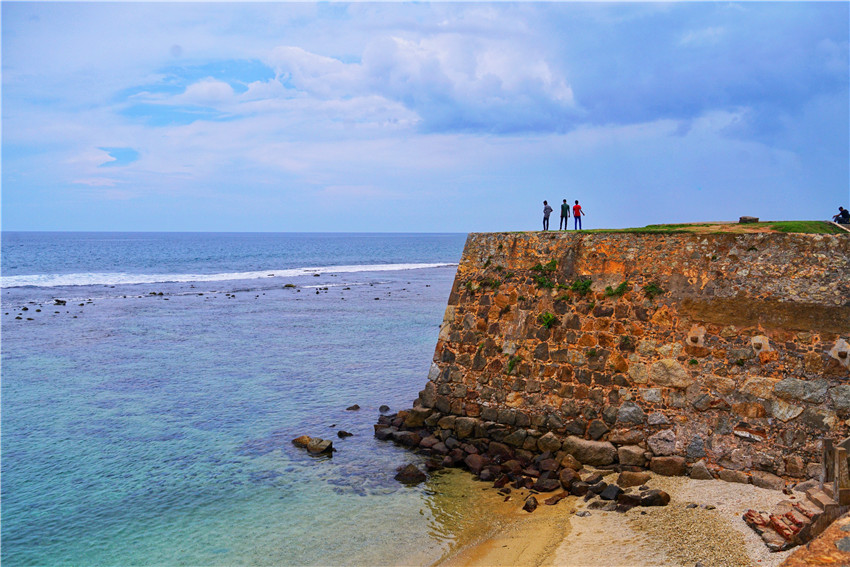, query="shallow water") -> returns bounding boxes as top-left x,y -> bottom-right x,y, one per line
0,233 -> 498,566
